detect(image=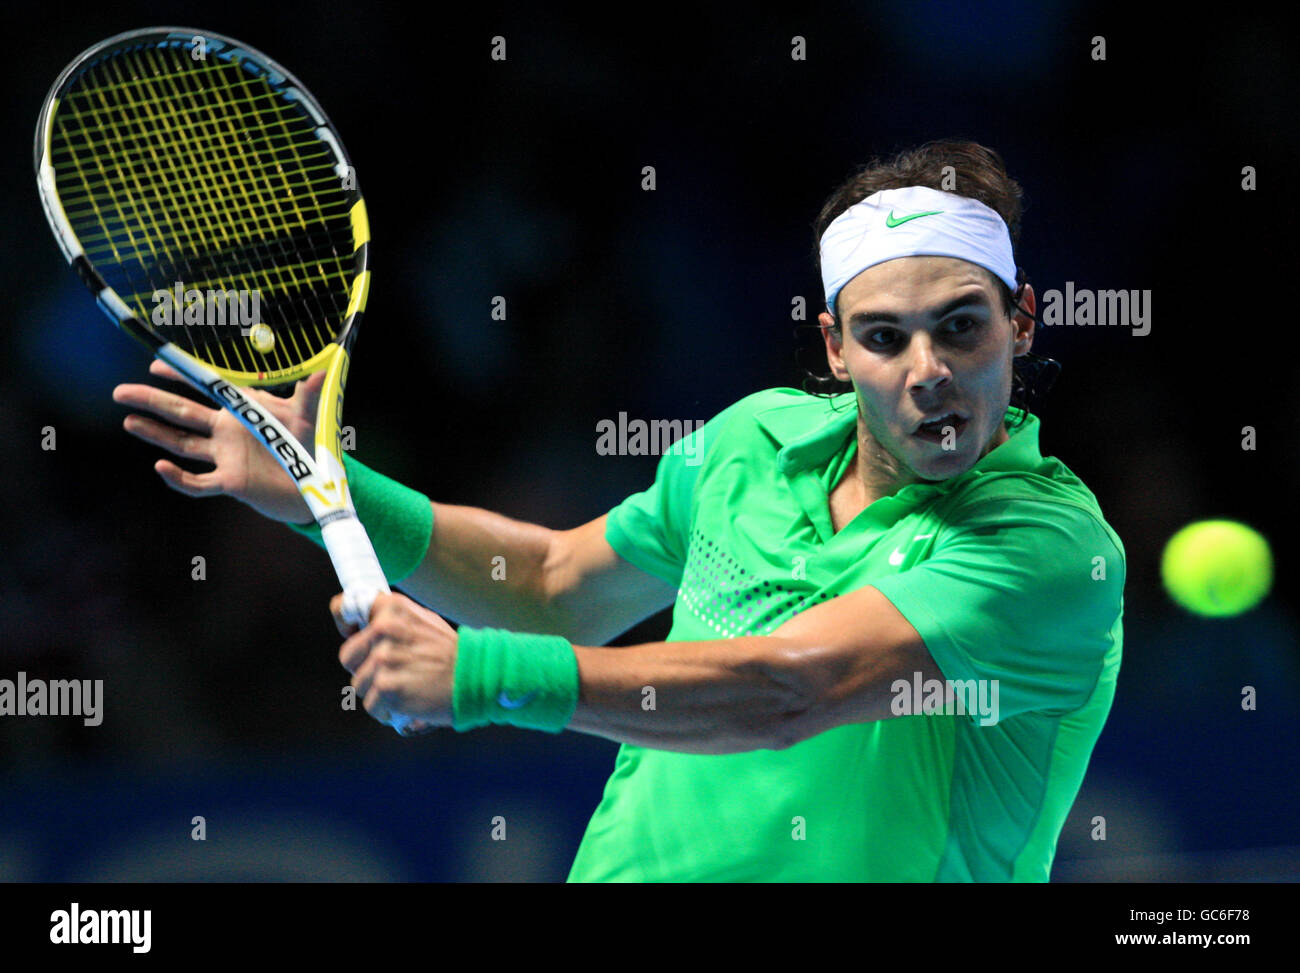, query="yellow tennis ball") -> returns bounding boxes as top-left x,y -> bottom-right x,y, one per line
248,323 -> 275,353
1160,520 -> 1273,617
